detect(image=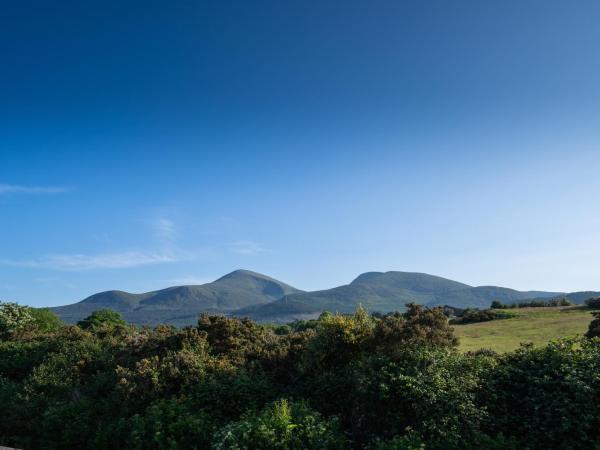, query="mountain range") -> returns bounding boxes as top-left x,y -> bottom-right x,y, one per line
50,269 -> 599,326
